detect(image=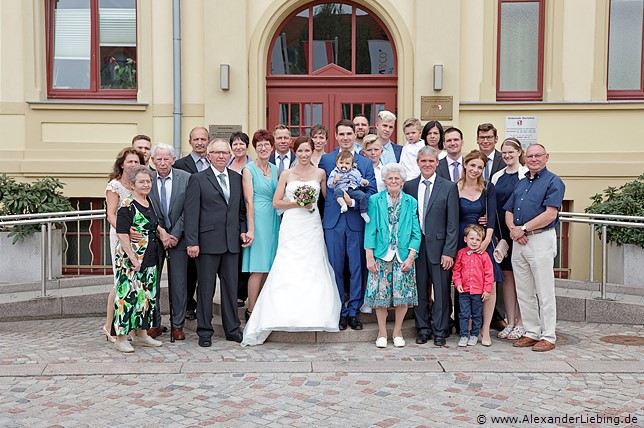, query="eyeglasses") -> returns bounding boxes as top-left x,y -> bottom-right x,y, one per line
526,153 -> 547,160
209,151 -> 230,157
477,135 -> 495,141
